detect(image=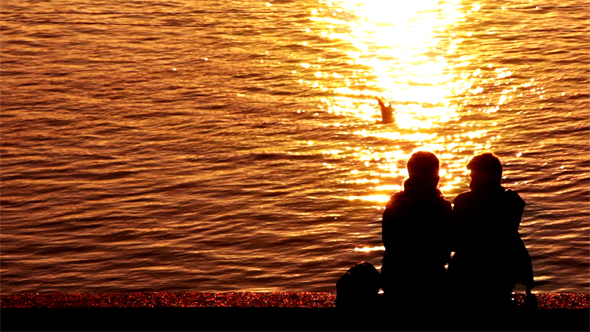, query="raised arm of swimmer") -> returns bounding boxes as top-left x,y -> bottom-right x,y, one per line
376,98 -> 395,124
